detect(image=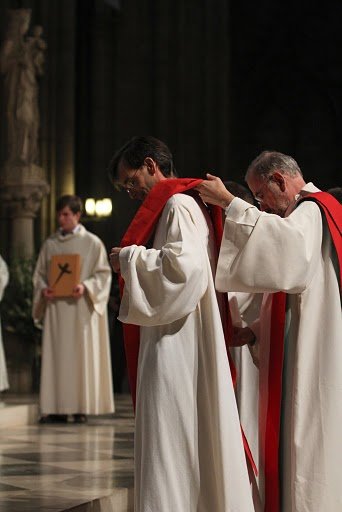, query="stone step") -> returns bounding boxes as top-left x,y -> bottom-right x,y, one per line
60,489 -> 134,511
0,399 -> 39,428
0,394 -> 134,511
